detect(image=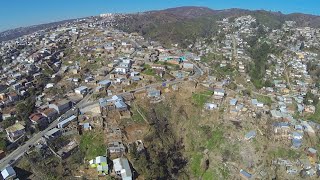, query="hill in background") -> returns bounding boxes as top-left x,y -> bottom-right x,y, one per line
115,6 -> 320,47
0,19 -> 75,42
2,6 -> 320,44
